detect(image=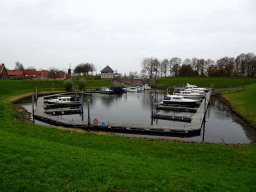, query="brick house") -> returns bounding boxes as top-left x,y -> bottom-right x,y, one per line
7,70 -> 24,80
0,64 -> 9,80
